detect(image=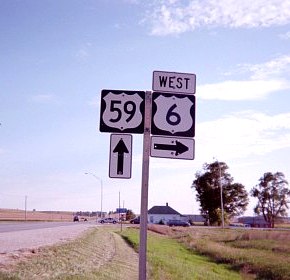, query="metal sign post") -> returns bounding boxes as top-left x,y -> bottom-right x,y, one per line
139,91 -> 152,280
99,70 -> 196,280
